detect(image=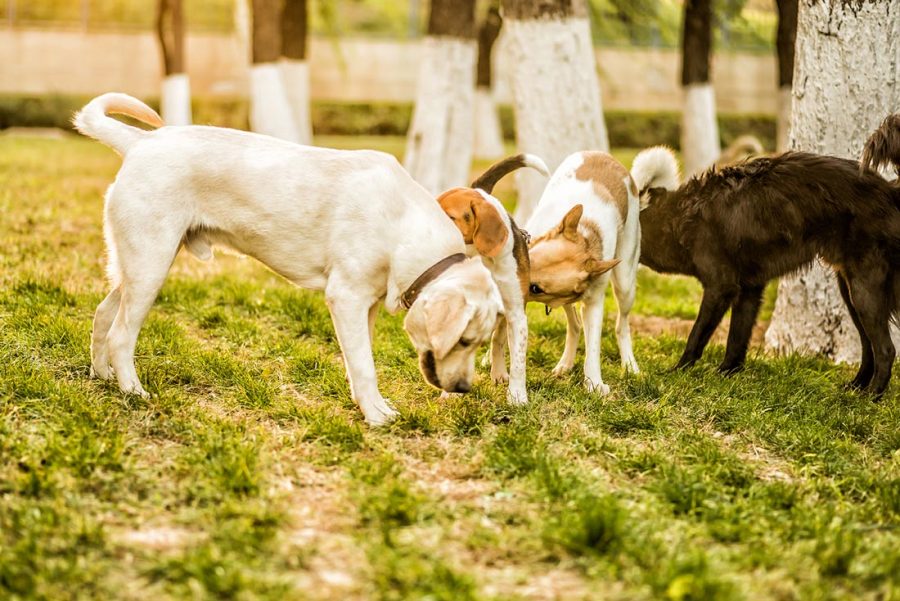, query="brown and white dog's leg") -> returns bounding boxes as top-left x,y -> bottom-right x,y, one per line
611,261 -> 639,374
551,304 -> 582,376
489,315 -> 509,383
504,306 -> 528,405
581,275 -> 612,395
